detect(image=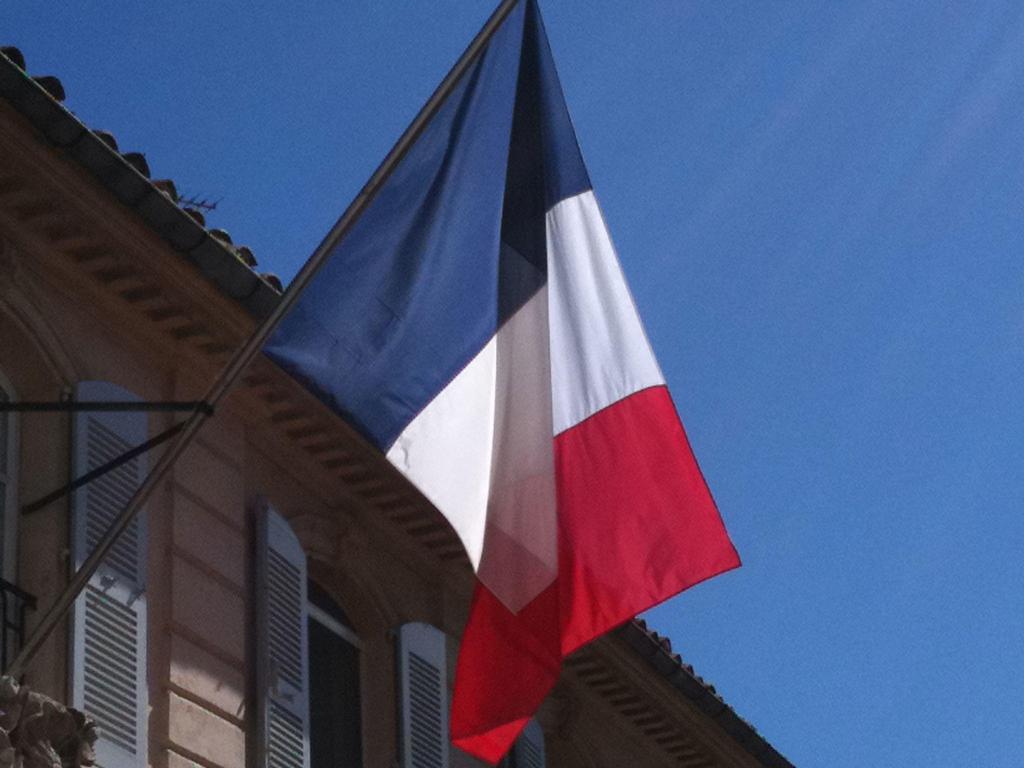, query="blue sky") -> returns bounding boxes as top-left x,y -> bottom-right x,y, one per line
7,2 -> 1024,765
